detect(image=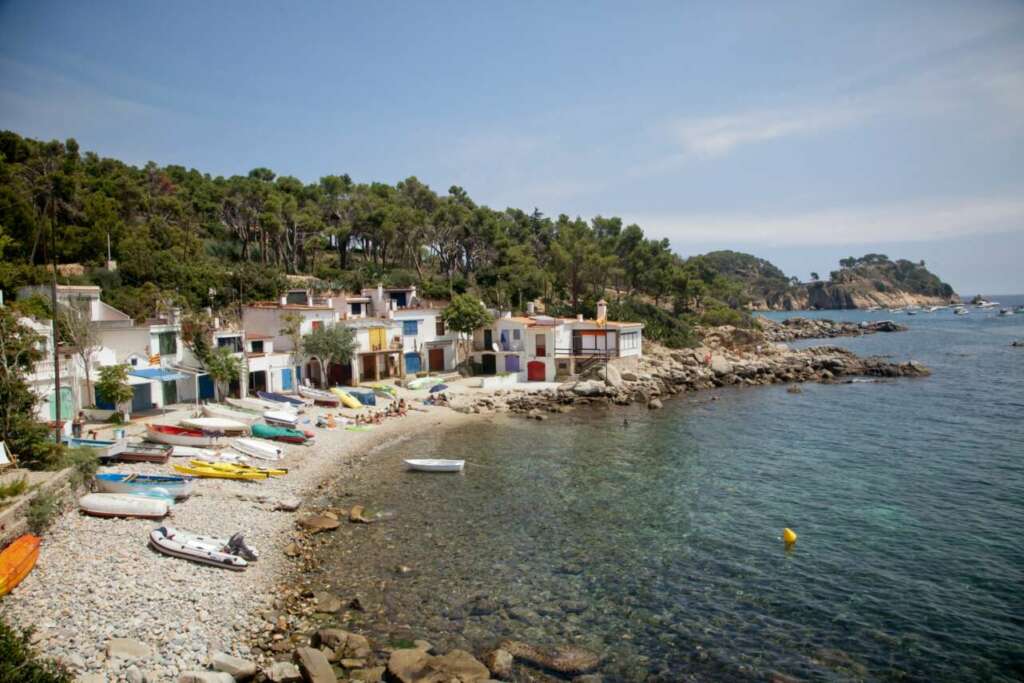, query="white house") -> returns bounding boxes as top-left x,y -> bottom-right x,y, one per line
16,315 -> 81,425
391,307 -> 457,374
